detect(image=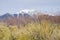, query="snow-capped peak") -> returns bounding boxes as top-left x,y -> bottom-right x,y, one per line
19,9 -> 35,13
17,9 -> 59,16
18,9 -> 38,16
